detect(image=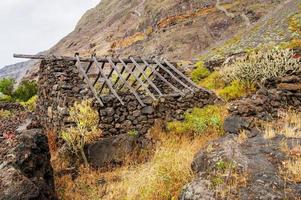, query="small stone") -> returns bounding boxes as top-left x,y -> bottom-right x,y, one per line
132,110 -> 141,117
141,106 -> 154,114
